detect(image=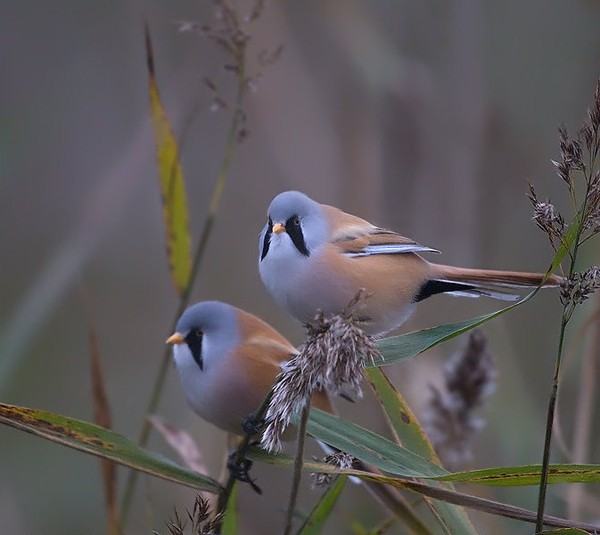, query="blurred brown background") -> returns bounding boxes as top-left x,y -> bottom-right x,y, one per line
1,1 -> 600,533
